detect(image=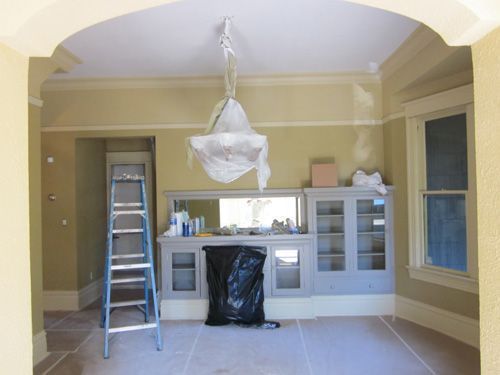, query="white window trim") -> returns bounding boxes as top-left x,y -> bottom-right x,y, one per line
403,84 -> 478,294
